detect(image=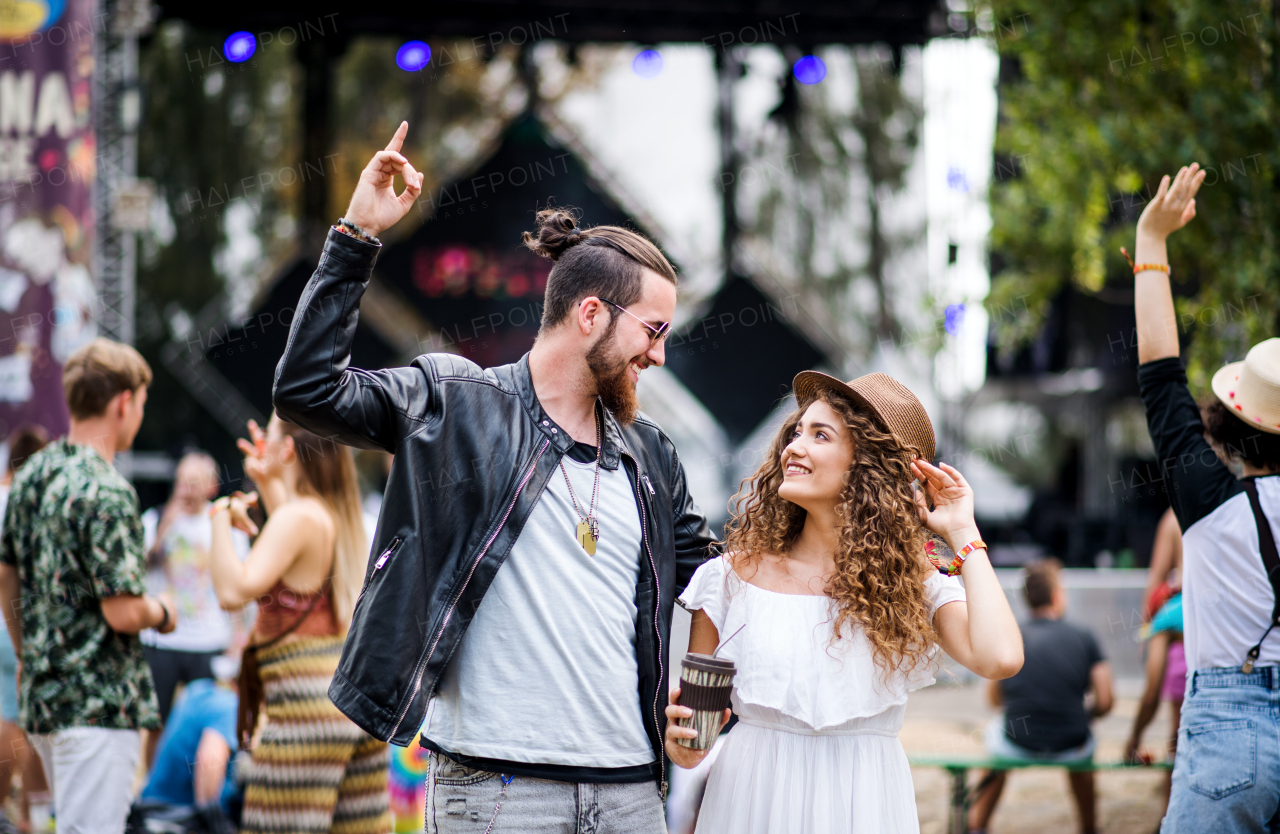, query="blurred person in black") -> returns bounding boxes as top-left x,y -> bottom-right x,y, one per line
968,559 -> 1113,834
